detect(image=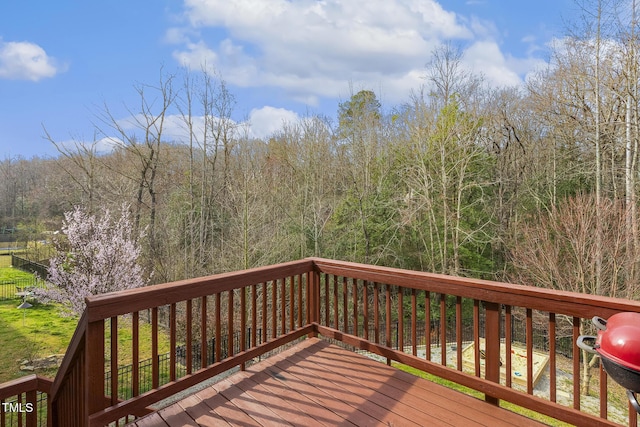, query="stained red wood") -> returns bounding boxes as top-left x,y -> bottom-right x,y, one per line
456,296 -> 462,370
186,300 -> 192,374
127,338 -> 547,427
411,288 -> 416,356
573,316 -> 580,410
37,257 -> 640,427
549,312 -> 556,402
133,311 -> 140,395
526,308 -> 533,394
309,257 -> 640,319
169,304 -> 176,382
111,316 -> 118,405
201,296 -> 208,369
152,307 -> 159,389
333,275 -> 338,330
